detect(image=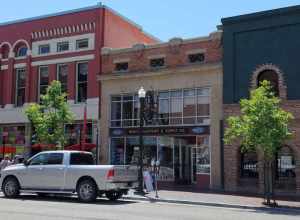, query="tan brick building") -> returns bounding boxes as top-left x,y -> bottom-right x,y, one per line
98,31 -> 223,190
